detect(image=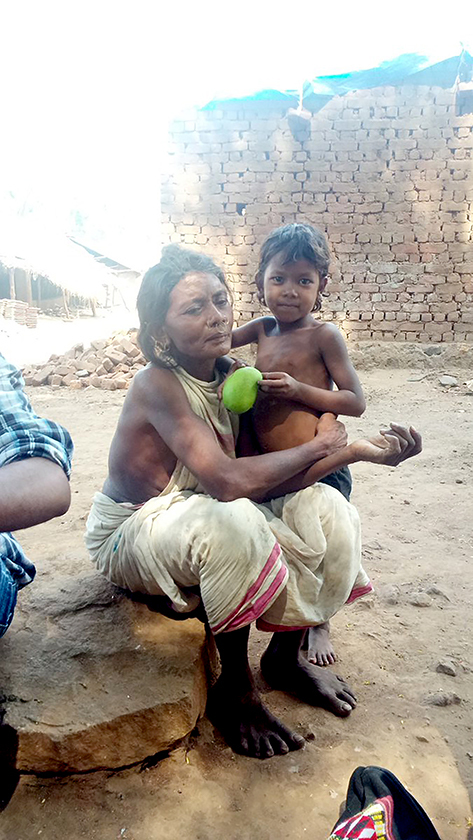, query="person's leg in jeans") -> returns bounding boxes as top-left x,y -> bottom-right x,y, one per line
0,560 -> 18,638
